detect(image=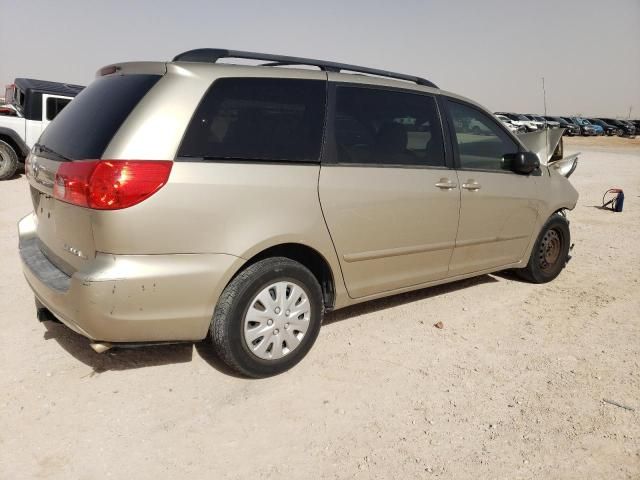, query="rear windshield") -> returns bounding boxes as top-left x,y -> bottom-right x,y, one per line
37,74 -> 160,160
177,78 -> 326,163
